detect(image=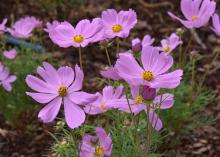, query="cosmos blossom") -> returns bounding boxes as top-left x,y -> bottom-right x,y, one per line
0,62 -> 17,92
3,49 -> 17,60
0,19 -> 7,35
84,85 -> 125,115
25,62 -> 97,128
48,19 -> 102,48
101,9 -> 137,39
168,0 -> 216,29
100,65 -> 122,81
132,34 -> 155,52
158,33 -> 182,54
116,47 -> 183,89
44,21 -> 60,33
117,85 -> 174,131
80,127 -> 112,157
212,13 -> 220,36
7,16 -> 42,38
